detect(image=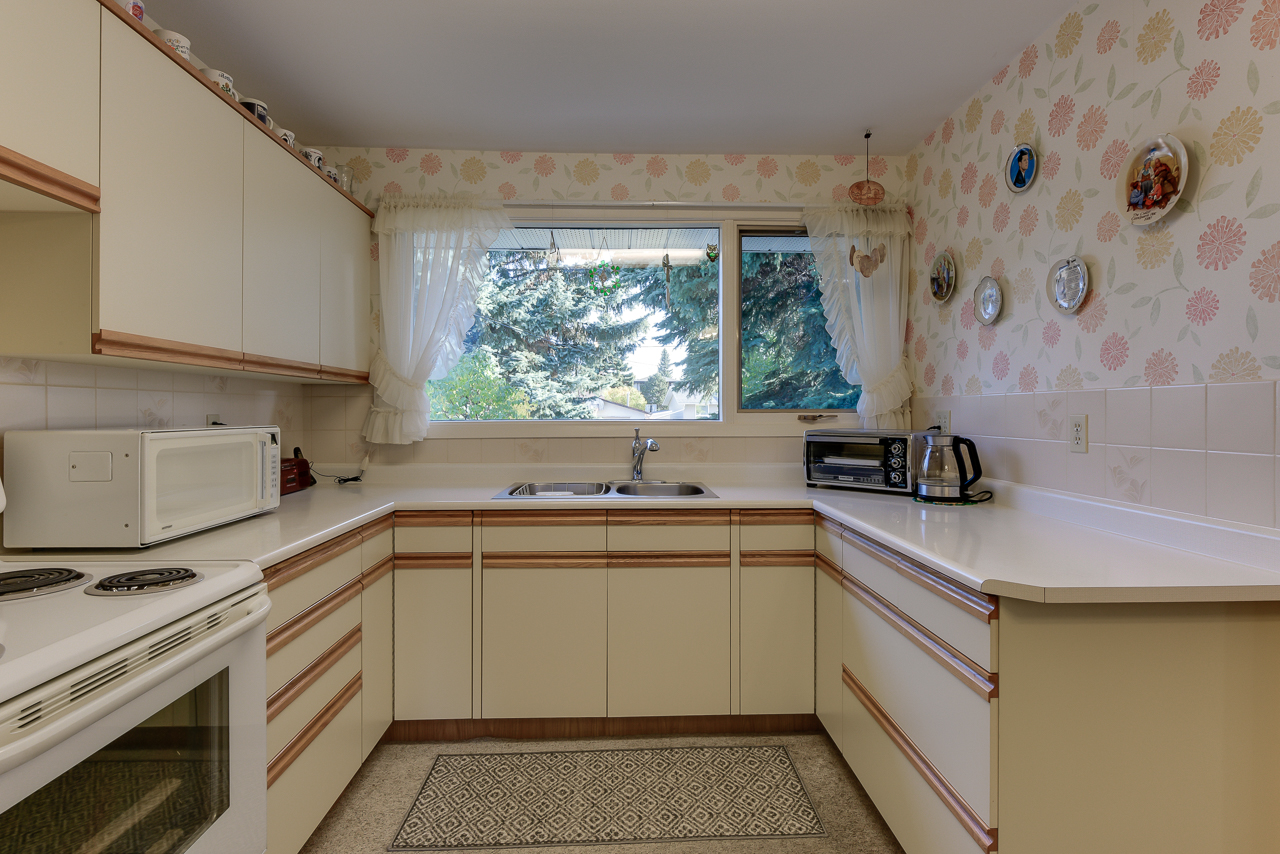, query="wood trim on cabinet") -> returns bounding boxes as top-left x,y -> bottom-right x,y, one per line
739,509 -> 816,526
816,514 -> 847,538
483,552 -> 609,569
842,573 -> 997,701
478,510 -> 607,526
843,666 -> 997,853
98,0 -> 374,219
266,625 -> 361,723
395,510 -> 473,527
263,530 -> 363,591
318,365 -> 371,384
359,514 -> 394,540
361,554 -> 394,587
93,329 -> 243,371
267,672 -> 363,787
239,352 -> 321,379
607,551 -> 732,568
0,144 -> 101,213
841,527 -> 998,624
740,550 -> 816,567
265,578 -> 362,657
384,713 -> 820,742
607,509 -> 732,526
815,552 -> 844,584
396,553 -> 474,570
